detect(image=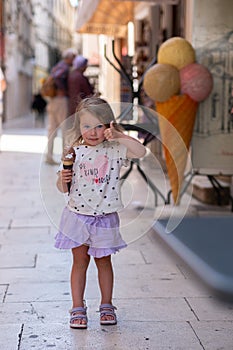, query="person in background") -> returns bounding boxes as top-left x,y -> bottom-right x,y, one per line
0,67 -> 6,120
0,67 -> 6,93
46,48 -> 76,165
31,93 -> 47,127
68,55 -> 94,119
